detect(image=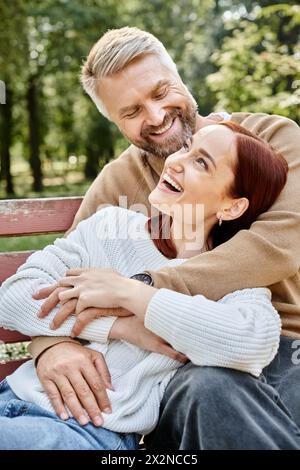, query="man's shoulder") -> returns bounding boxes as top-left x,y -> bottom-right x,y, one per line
231,112 -> 300,162
231,112 -> 299,133
113,144 -> 142,163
